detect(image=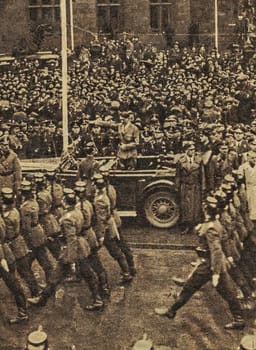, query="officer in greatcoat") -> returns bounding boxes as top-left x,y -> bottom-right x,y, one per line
175,141 -> 205,234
